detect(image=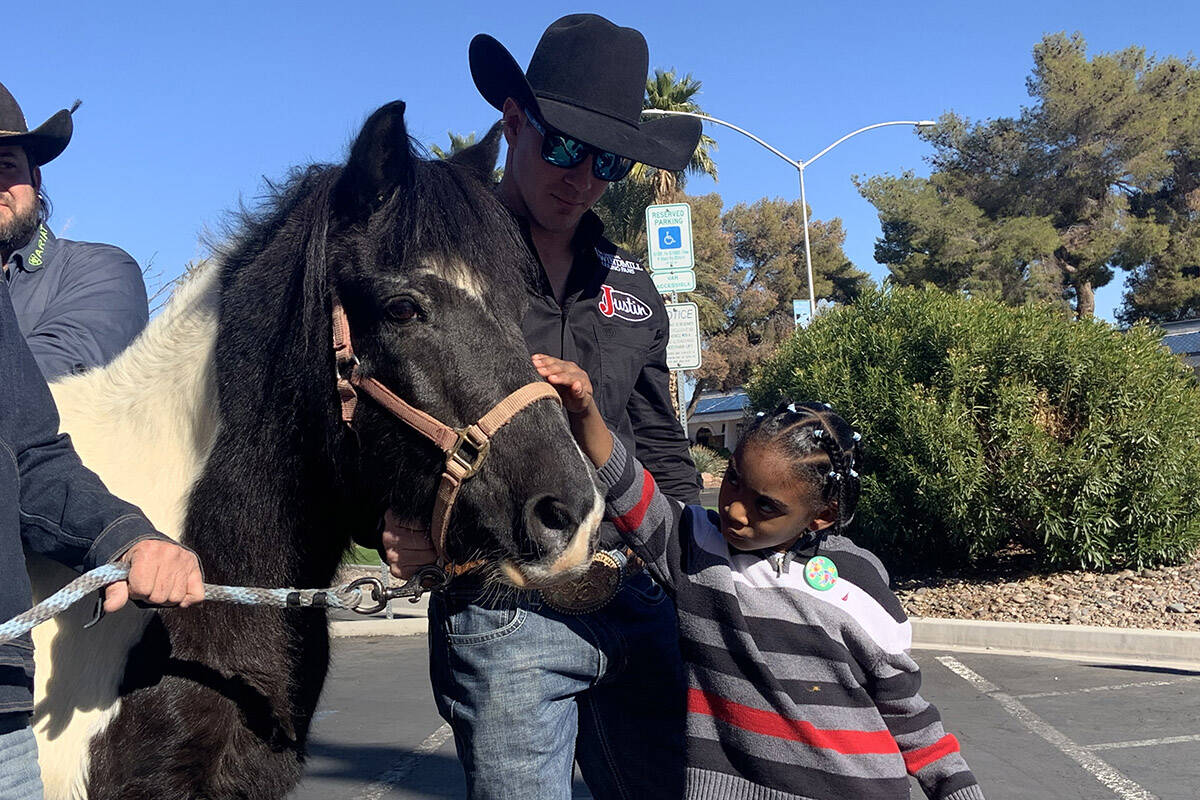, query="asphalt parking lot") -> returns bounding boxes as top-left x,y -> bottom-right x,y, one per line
289,634 -> 1200,800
